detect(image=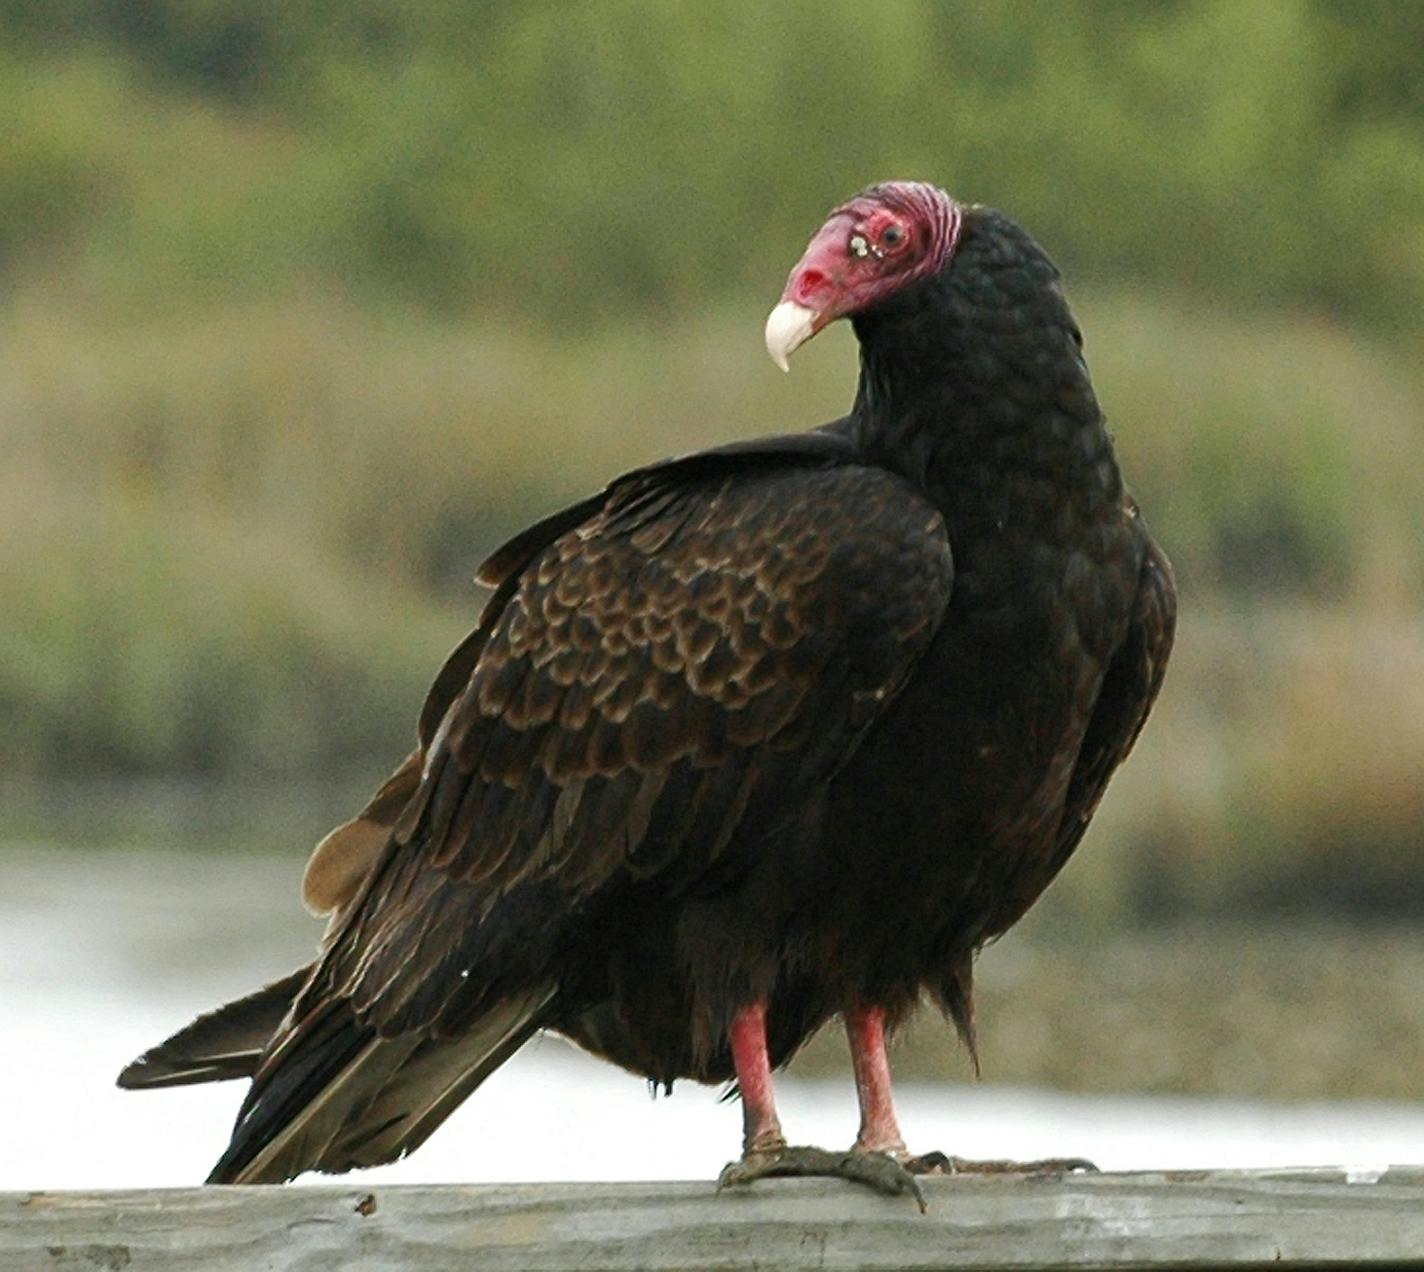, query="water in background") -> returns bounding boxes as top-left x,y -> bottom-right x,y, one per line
5,845 -> 1424,1192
